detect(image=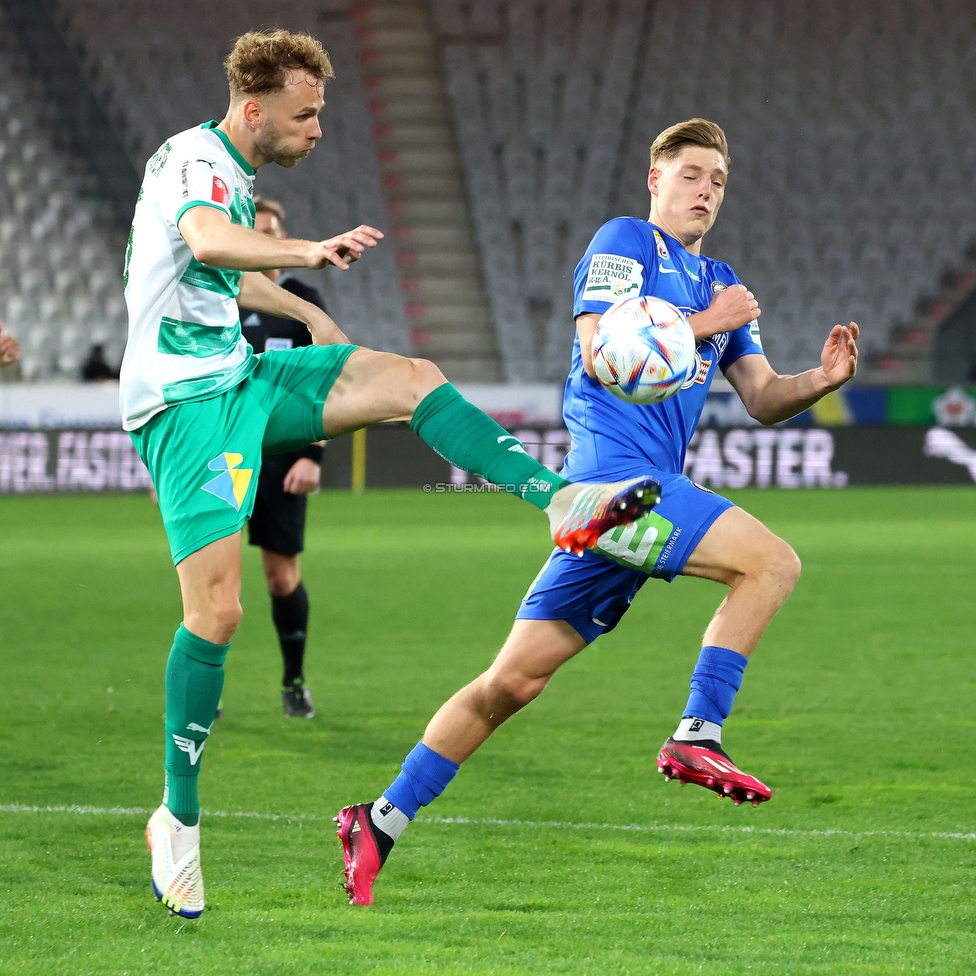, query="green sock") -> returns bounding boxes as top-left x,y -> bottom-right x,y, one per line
162,624 -> 229,827
410,384 -> 569,511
